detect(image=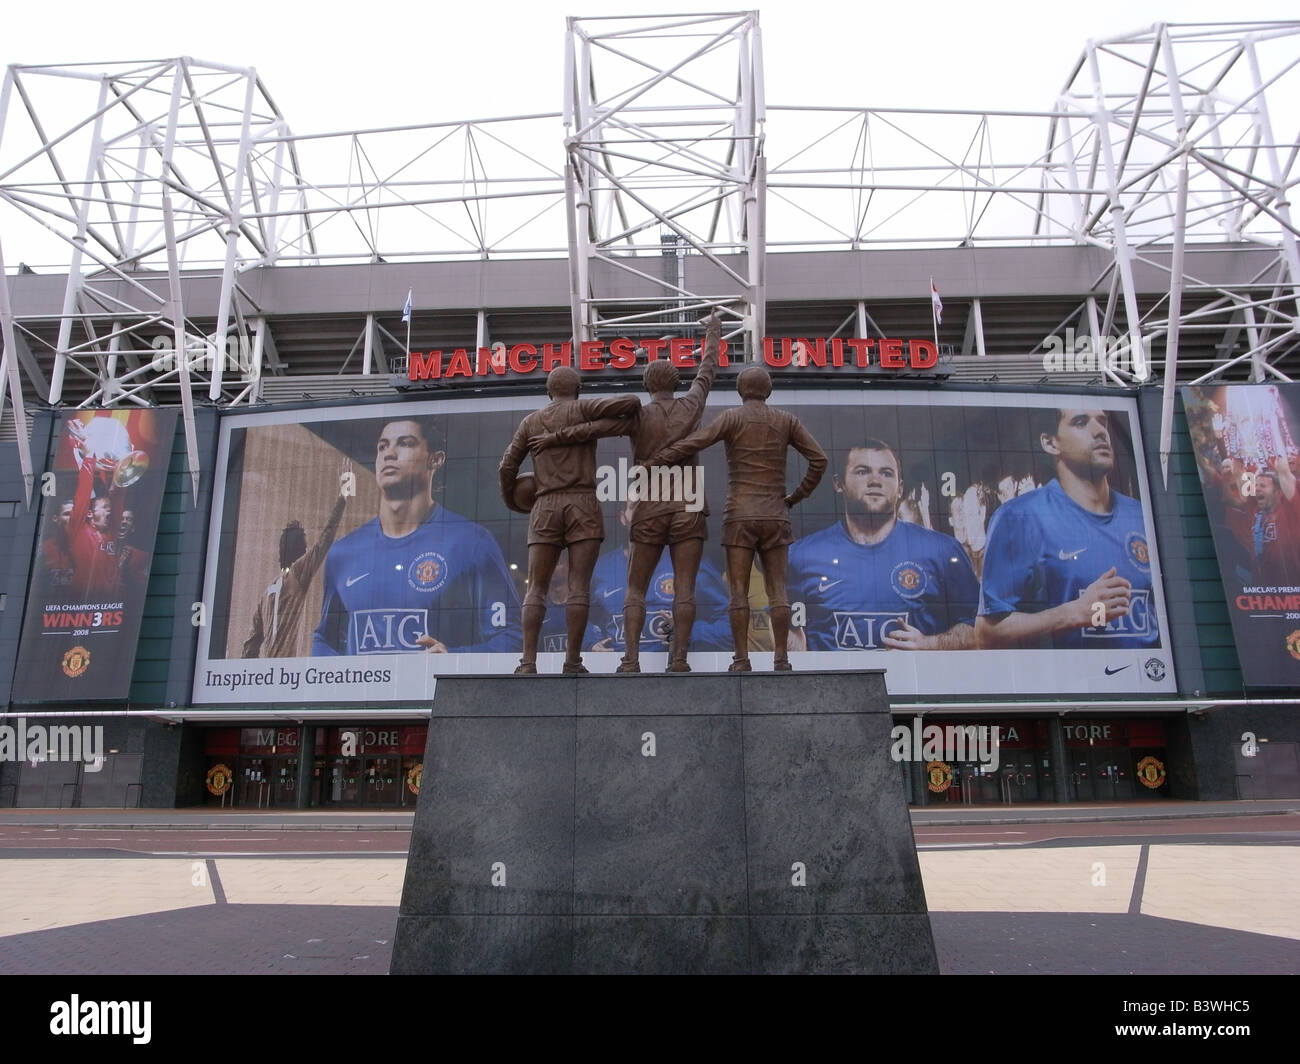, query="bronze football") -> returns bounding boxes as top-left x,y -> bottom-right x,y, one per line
511,472 -> 537,512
